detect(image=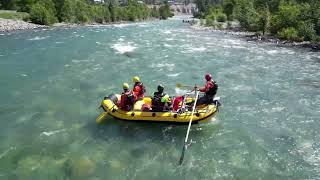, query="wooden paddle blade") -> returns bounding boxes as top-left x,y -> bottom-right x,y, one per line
176,83 -> 183,88
176,83 -> 193,89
